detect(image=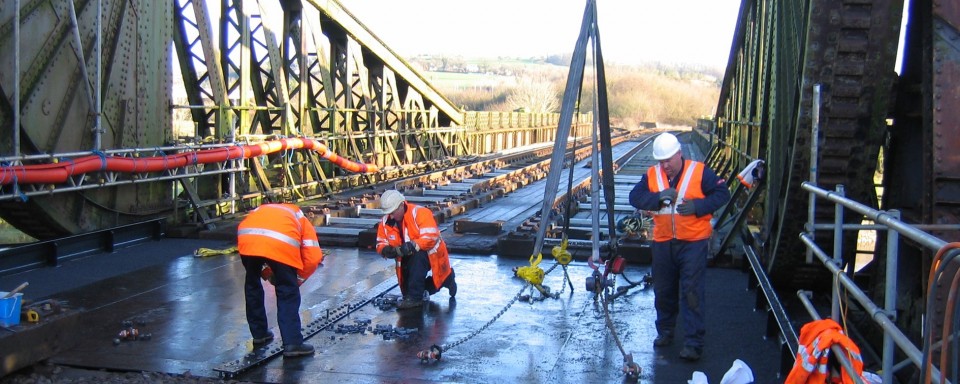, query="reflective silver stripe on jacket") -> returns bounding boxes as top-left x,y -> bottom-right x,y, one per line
409,206 -> 441,253
652,164 -> 696,216
302,239 -> 319,248
796,345 -> 816,373
377,216 -> 390,247
238,228 -> 300,248
675,164 -> 698,206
